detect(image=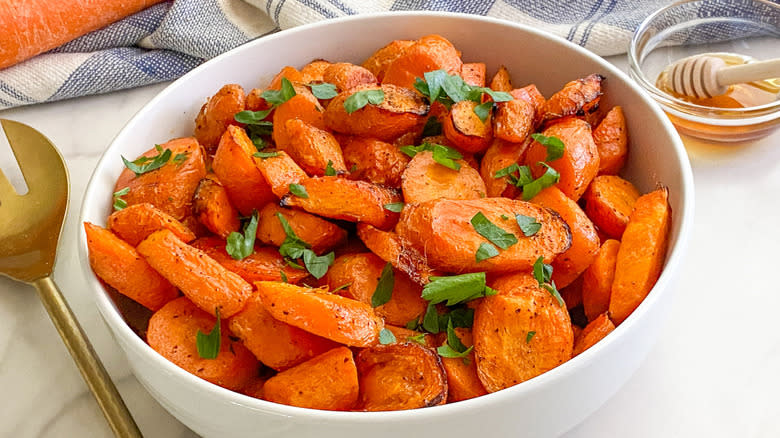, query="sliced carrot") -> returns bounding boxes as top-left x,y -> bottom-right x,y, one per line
383,34 -> 463,89
583,175 -> 640,239
277,118 -> 347,176
573,313 -> 615,356
609,188 -> 671,324
361,39 -> 415,82
493,96 -> 534,143
460,62 -> 486,87
489,271 -> 540,296
241,377 -> 267,399
560,274 -> 584,309
442,100 -> 493,153
582,239 -> 620,321
192,178 -> 240,239
479,137 -> 530,198
511,85 -> 546,128
489,65 -> 512,92
107,203 -> 196,247
267,66 -> 304,90
280,176 -> 402,230
323,62 -> 378,92
530,186 -> 600,288
228,294 -> 337,370
263,347 -> 359,410
340,135 -> 410,188
147,297 -> 257,391
84,222 -> 178,311
256,281 -> 384,347
300,59 -> 332,84
356,224 -> 440,286
137,230 -> 252,318
593,106 -> 628,175
439,328 -> 488,402
252,150 -> 308,198
256,204 -> 347,255
212,125 -> 276,215
542,74 -> 604,121
245,88 -> 271,112
401,150 -> 486,204
190,237 -> 308,284
272,86 -> 325,149
356,343 -> 447,411
194,84 -> 246,152
383,325 -> 437,348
